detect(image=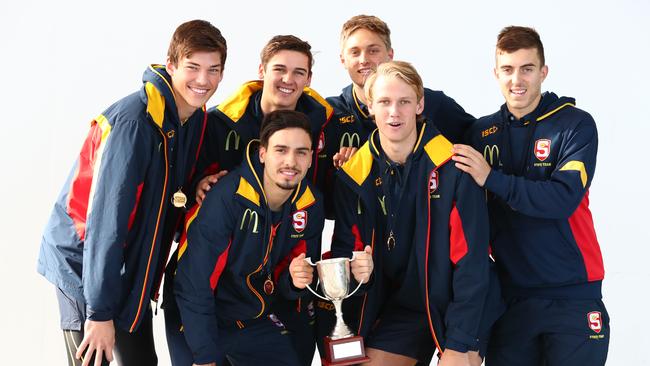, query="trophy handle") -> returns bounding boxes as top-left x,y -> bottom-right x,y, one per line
303,258 -> 329,301
345,252 -> 366,299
